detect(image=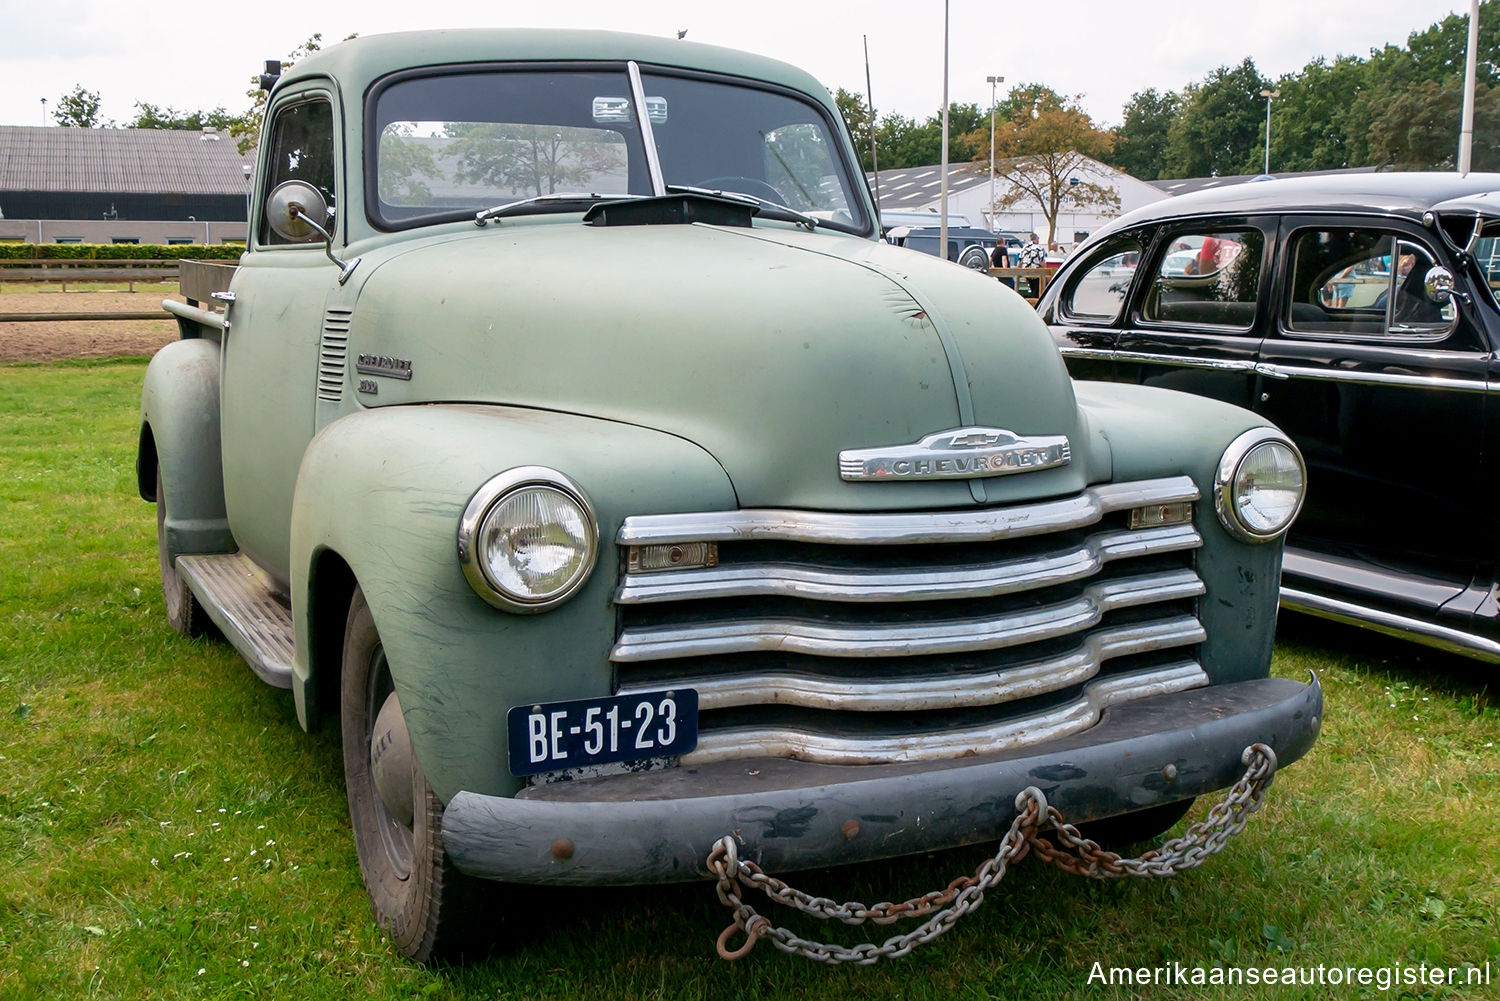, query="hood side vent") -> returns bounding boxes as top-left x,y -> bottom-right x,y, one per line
317,308 -> 353,403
